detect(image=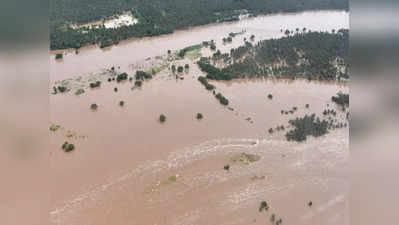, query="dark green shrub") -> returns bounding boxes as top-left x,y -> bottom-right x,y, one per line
159,114 -> 166,123
268,94 -> 273,99
90,81 -> 101,88
196,113 -> 203,120
62,141 -> 75,152
55,53 -> 63,59
90,104 -> 98,110
259,201 -> 269,212
305,104 -> 310,108
75,89 -> 85,95
108,78 -> 112,82
171,65 -> 176,73
184,64 -> 189,69
198,76 -> 215,90
224,164 -> 230,171
308,201 -> 313,207
285,114 -> 329,142
215,93 -> 229,105
177,66 -> 184,73
135,70 -> 152,80
119,101 -> 124,106
57,86 -> 67,93
331,92 -> 349,107
114,87 -> 118,92
117,73 -> 128,82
